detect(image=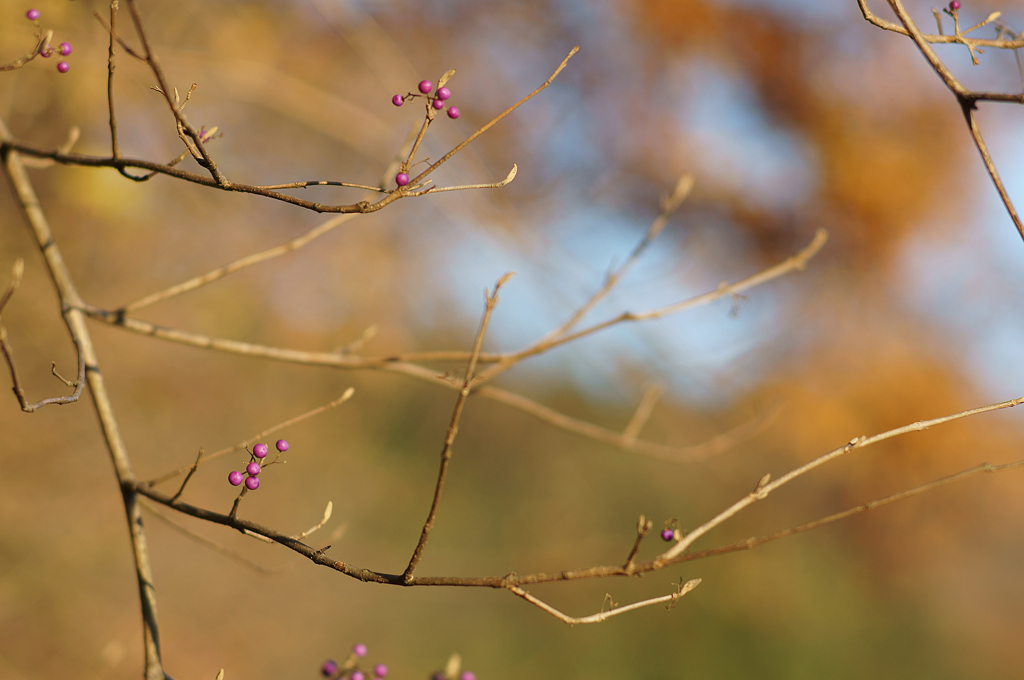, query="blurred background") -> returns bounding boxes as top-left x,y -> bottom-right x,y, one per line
2,0 -> 1024,678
